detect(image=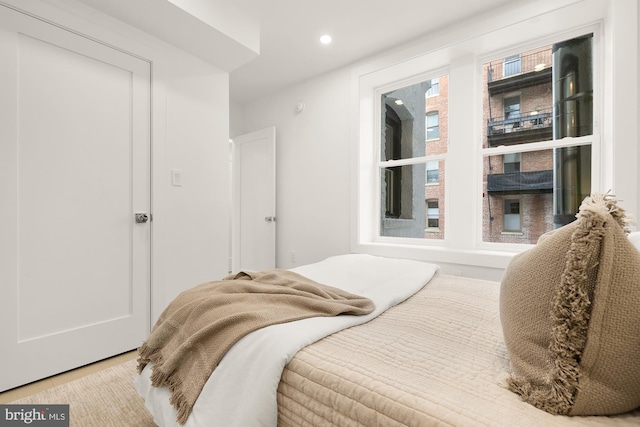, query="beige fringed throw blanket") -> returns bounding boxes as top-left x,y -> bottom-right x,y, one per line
137,269 -> 375,424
